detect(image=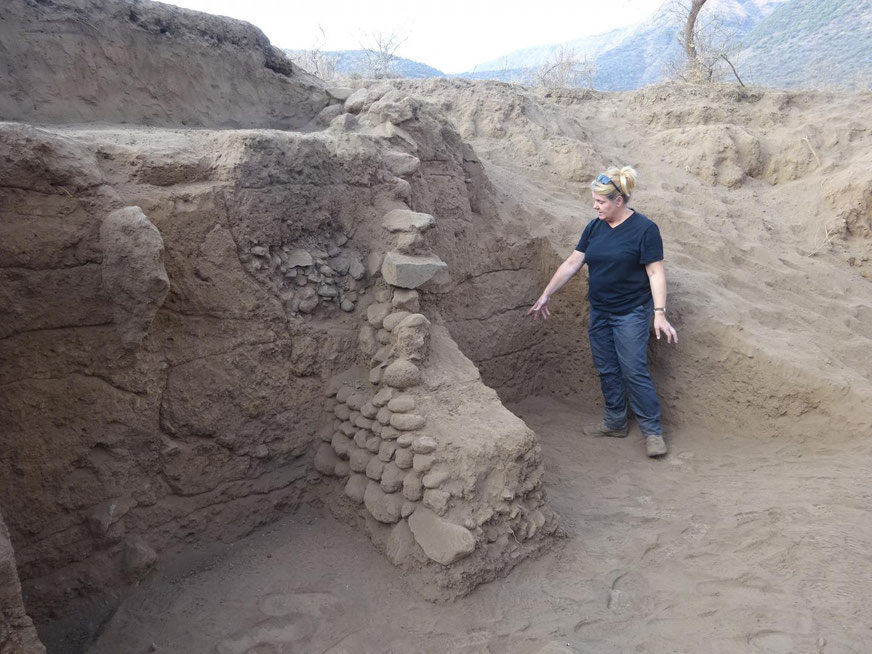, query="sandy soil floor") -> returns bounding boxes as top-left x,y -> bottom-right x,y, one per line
86,395 -> 872,654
